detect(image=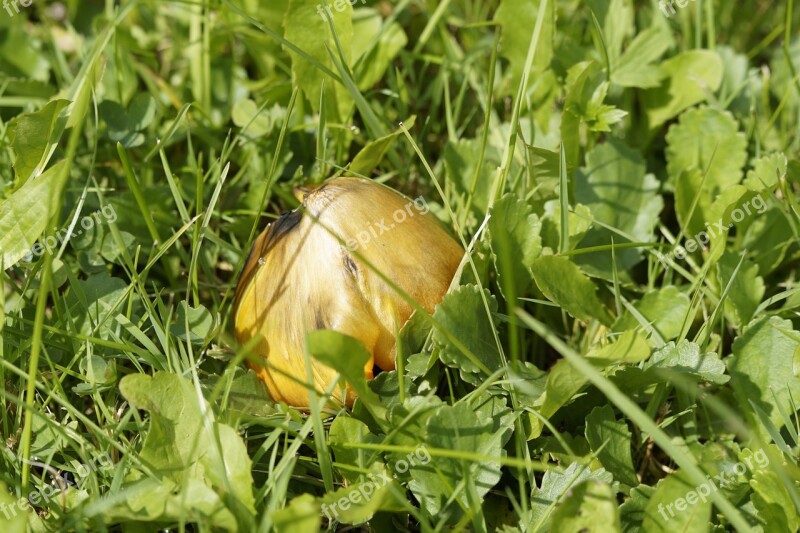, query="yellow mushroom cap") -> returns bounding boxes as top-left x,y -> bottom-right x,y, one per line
233,177 -> 463,408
